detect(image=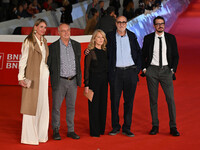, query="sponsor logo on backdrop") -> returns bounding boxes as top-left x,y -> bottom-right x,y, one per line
6,54 -> 21,69
0,53 -> 21,70
0,53 -> 4,70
